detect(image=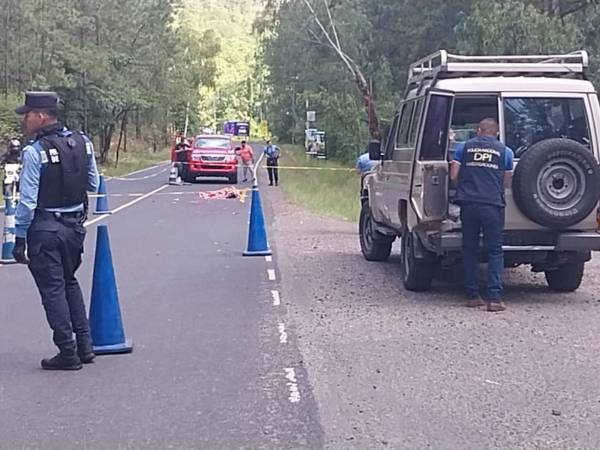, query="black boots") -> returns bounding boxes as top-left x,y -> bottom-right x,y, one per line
41,340 -> 95,370
77,340 -> 96,364
41,353 -> 82,371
